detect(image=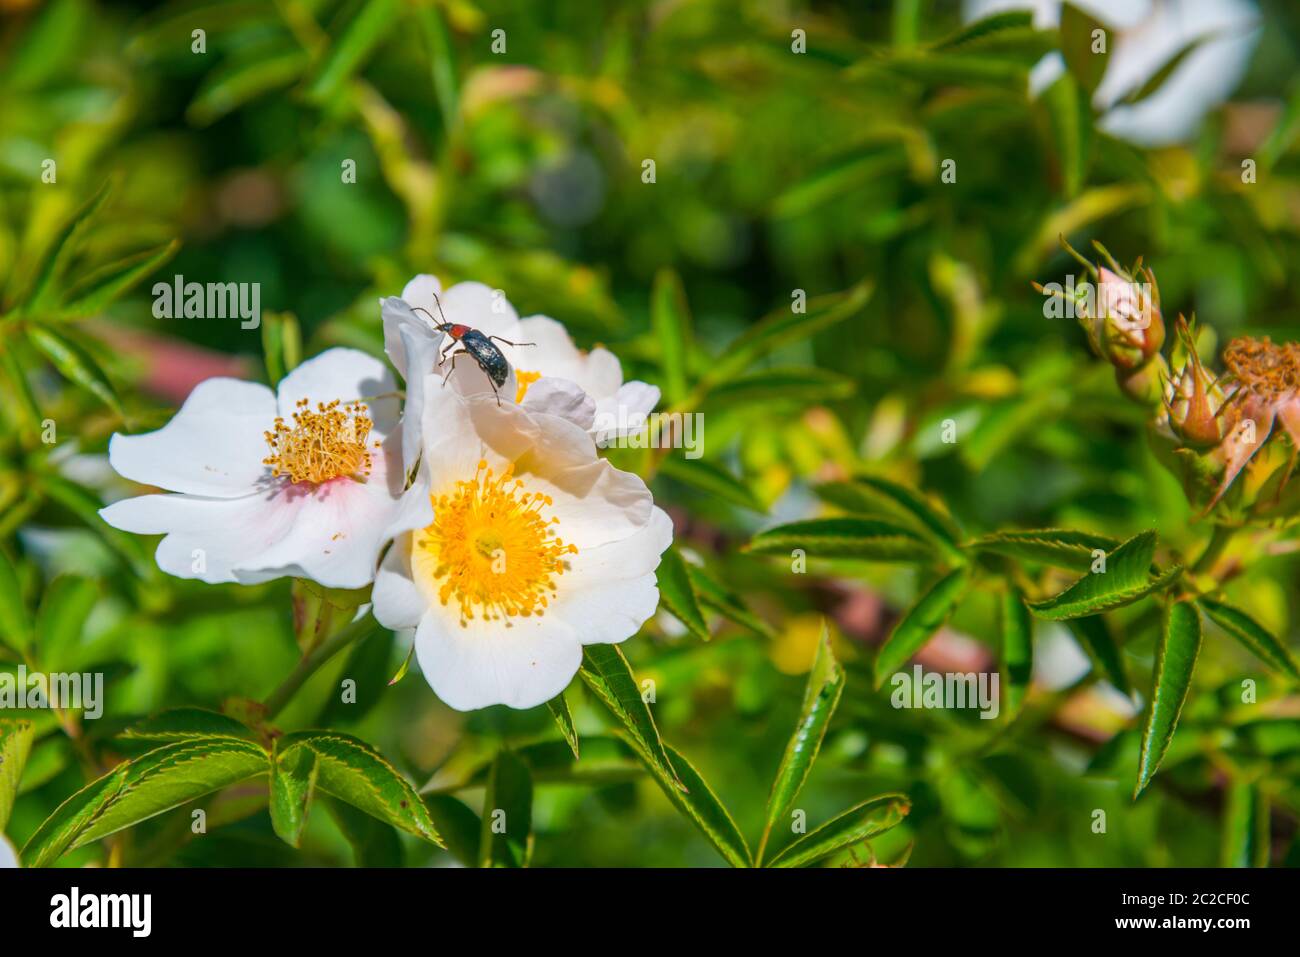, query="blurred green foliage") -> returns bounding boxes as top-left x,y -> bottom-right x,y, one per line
3,0 -> 1300,867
